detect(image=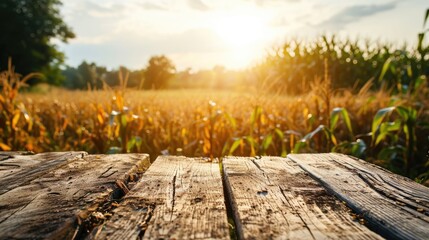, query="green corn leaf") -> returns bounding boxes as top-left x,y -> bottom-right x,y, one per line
229,138 -> 242,155
371,107 -> 396,144
331,133 -> 338,146
403,124 -> 410,144
330,109 -> 340,131
377,146 -> 405,162
250,106 -> 262,125
221,142 -> 229,156
121,115 -> 128,127
293,141 -> 306,153
330,107 -> 353,136
377,146 -> 397,161
301,125 -> 327,142
127,137 -> 136,152
418,33 -> 425,52
424,8 -> 429,28
396,106 -> 409,120
281,147 -> 287,157
375,121 -> 401,145
245,136 -> 257,156
406,65 -> 412,78
351,139 -> 367,158
224,113 -> 237,129
379,58 -> 392,82
275,128 -> 284,139
262,134 -> 273,151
